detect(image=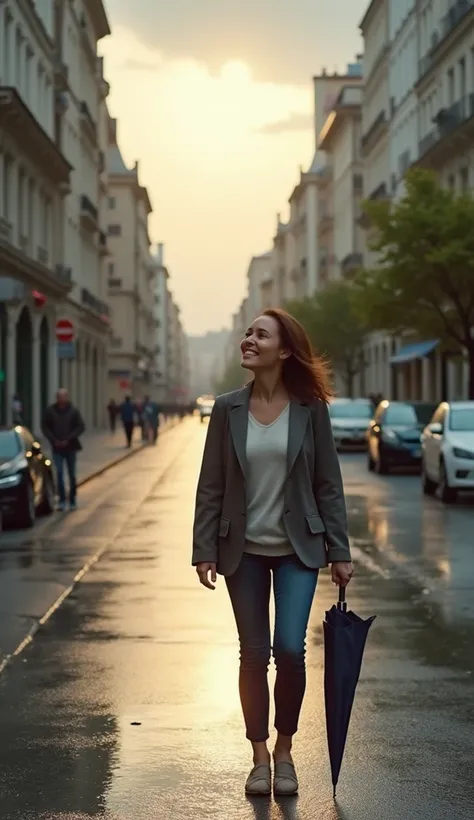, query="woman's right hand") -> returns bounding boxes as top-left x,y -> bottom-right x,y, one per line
196,562 -> 217,590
